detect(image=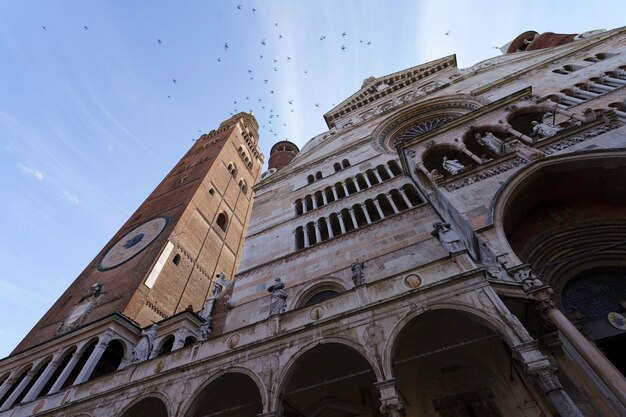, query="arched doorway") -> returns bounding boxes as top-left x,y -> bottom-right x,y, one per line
185,373 -> 263,417
500,153 -> 626,377
120,396 -> 168,417
280,343 -> 380,417
392,310 -> 546,417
